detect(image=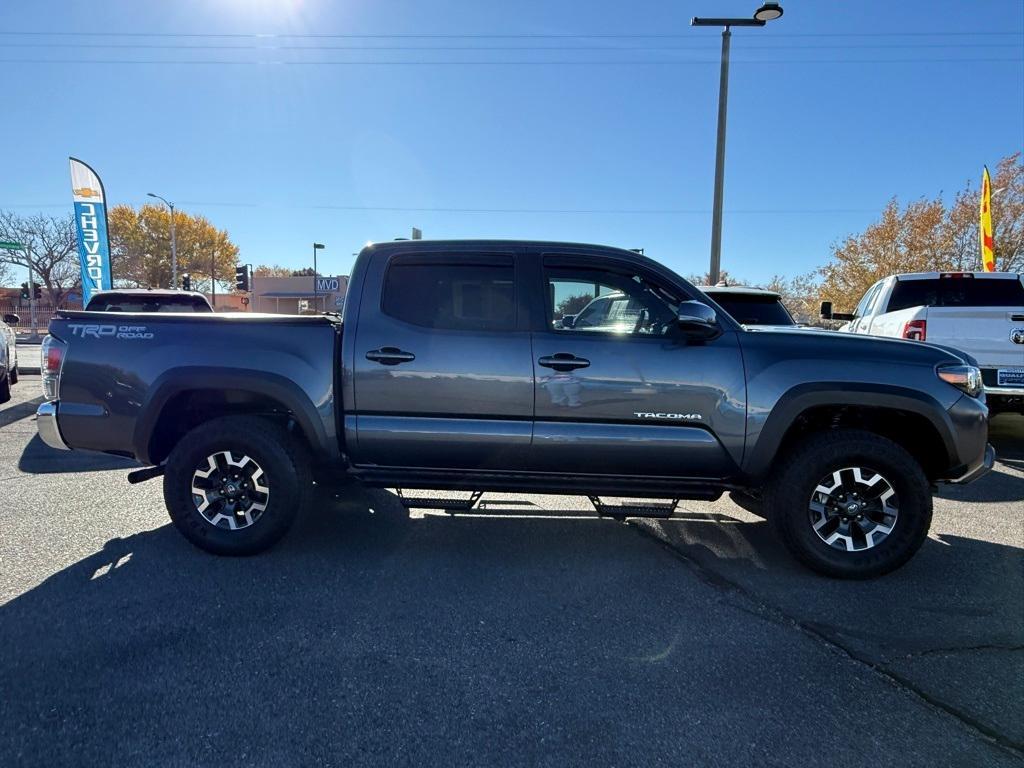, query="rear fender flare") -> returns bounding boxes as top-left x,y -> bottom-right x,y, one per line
133,366 -> 332,465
